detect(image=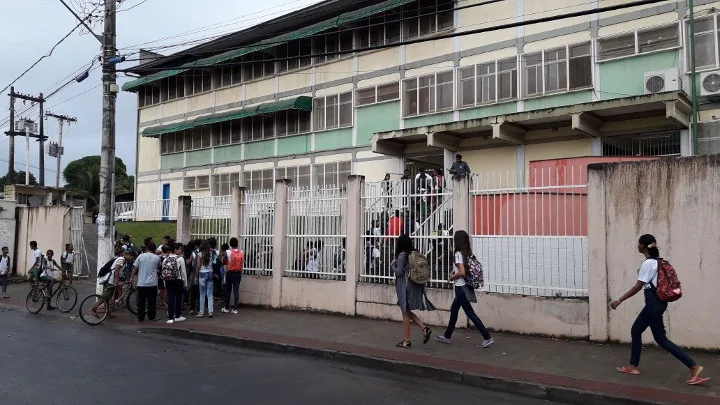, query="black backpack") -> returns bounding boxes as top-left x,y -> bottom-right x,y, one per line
97,258 -> 115,278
